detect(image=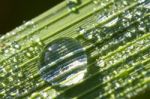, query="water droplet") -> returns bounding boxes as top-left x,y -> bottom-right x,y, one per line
138,0 -> 145,3
144,2 -> 150,9
0,35 -> 5,40
93,0 -> 100,5
138,22 -> 145,32
122,19 -> 130,27
11,32 -> 16,35
96,59 -> 105,67
97,14 -> 107,23
83,32 -> 93,40
124,11 -> 132,20
125,32 -> 132,37
122,1 -> 128,6
10,89 -> 19,97
39,38 -> 87,86
26,52 -> 32,58
11,41 -> 21,50
4,49 -> 9,54
78,27 -> 86,35
104,17 -> 119,27
40,92 -> 48,98
135,10 -> 142,17
115,82 -> 121,89
66,0 -> 79,12
24,21 -> 34,27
